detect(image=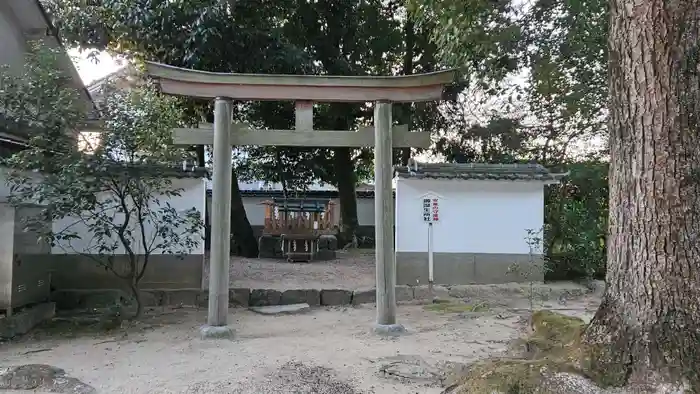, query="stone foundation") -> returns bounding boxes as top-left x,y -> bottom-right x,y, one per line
50,282 -> 595,312
50,254 -> 204,290
396,251 -> 545,285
